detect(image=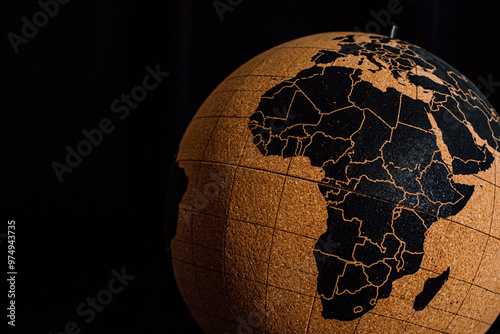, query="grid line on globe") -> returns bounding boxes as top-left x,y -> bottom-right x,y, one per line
170,32 -> 500,334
